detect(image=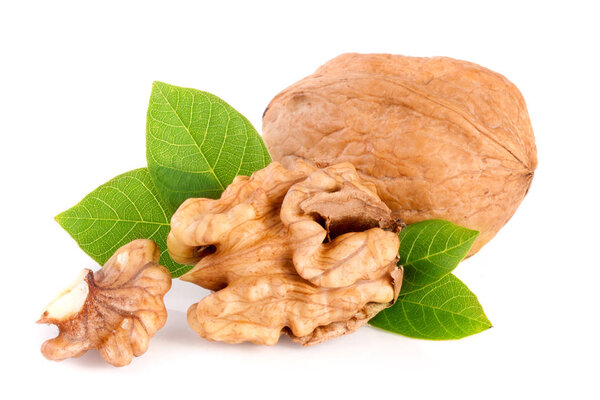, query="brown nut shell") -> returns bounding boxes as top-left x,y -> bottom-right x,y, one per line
262,53 -> 537,255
